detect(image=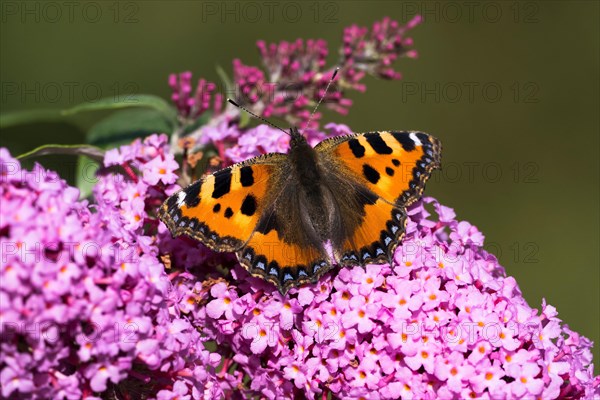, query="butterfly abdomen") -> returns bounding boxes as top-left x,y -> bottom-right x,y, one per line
289,133 -> 321,184
288,134 -> 336,242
